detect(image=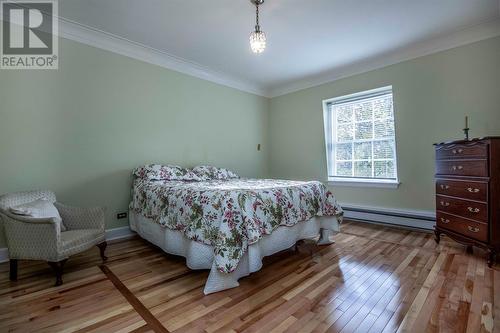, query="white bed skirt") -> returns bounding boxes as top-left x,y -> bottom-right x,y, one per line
129,212 -> 340,294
